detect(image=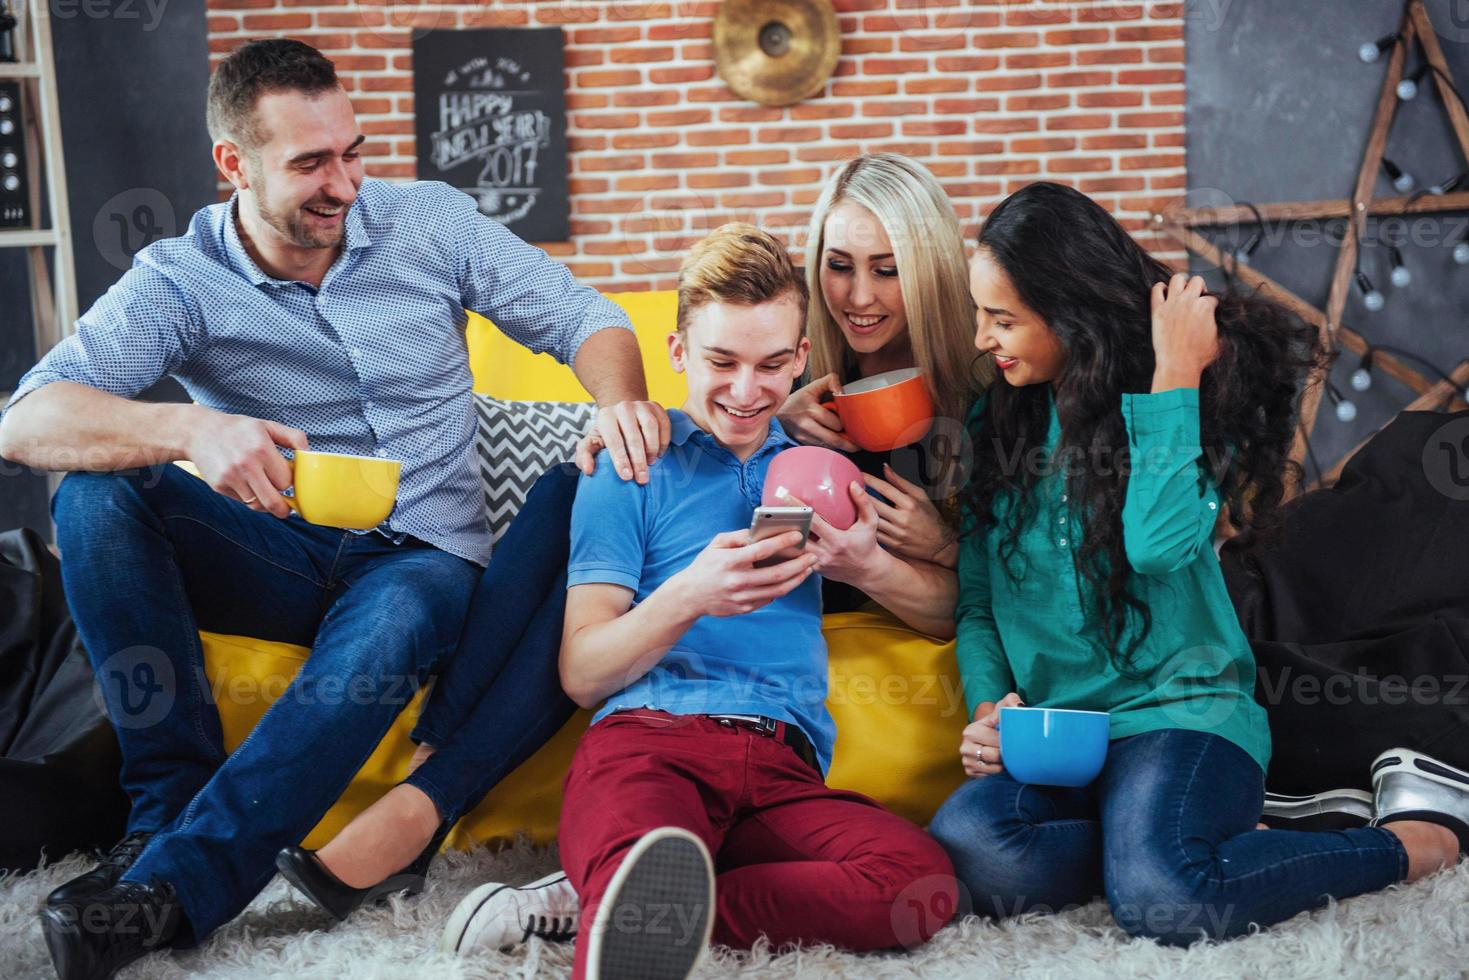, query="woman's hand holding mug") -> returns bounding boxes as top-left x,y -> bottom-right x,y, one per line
960,692 -> 1024,779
